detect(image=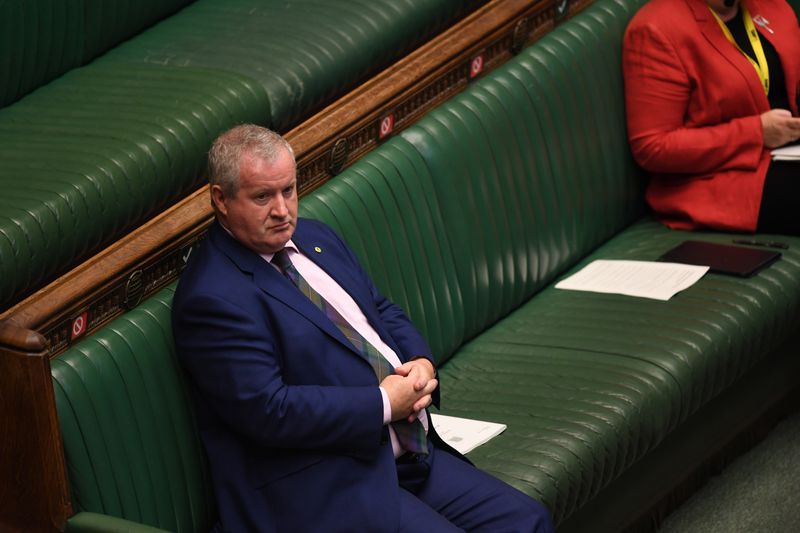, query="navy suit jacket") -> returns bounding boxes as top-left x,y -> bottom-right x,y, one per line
172,219 -> 443,533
